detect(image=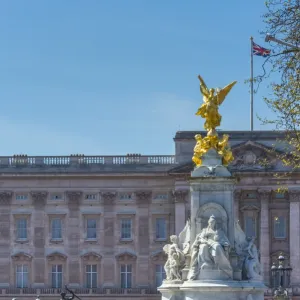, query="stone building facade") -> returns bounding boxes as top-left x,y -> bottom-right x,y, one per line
0,130 -> 299,300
